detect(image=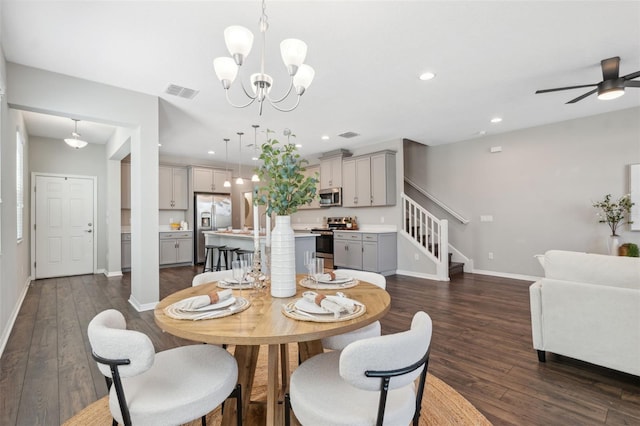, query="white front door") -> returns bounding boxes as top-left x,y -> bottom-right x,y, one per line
35,175 -> 95,278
